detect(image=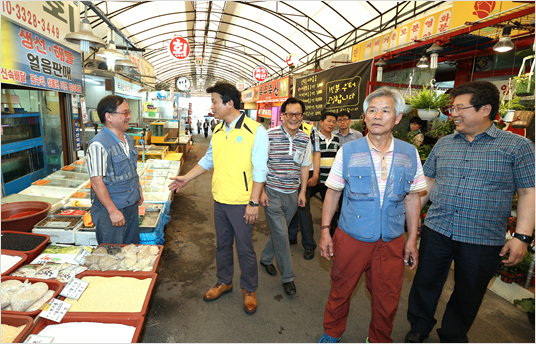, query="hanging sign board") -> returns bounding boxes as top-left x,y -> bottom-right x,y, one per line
295,60 -> 372,121
169,37 -> 190,60
236,79 -> 246,91
241,88 -> 255,103
255,76 -> 289,102
114,77 -> 142,98
1,16 -> 83,94
253,65 -> 268,82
